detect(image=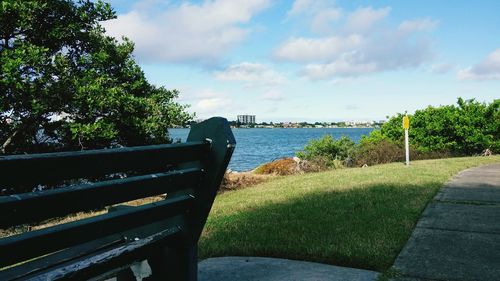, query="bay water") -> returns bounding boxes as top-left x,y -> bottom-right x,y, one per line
169,127 -> 374,171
